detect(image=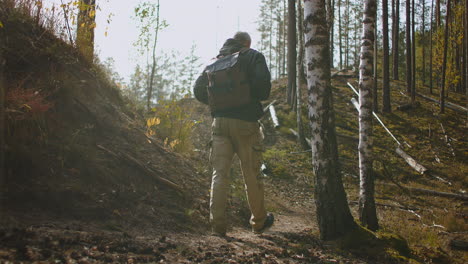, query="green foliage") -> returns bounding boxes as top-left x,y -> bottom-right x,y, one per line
263,147 -> 290,179
146,98 -> 198,154
133,1 -> 168,55
430,1 -> 465,90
